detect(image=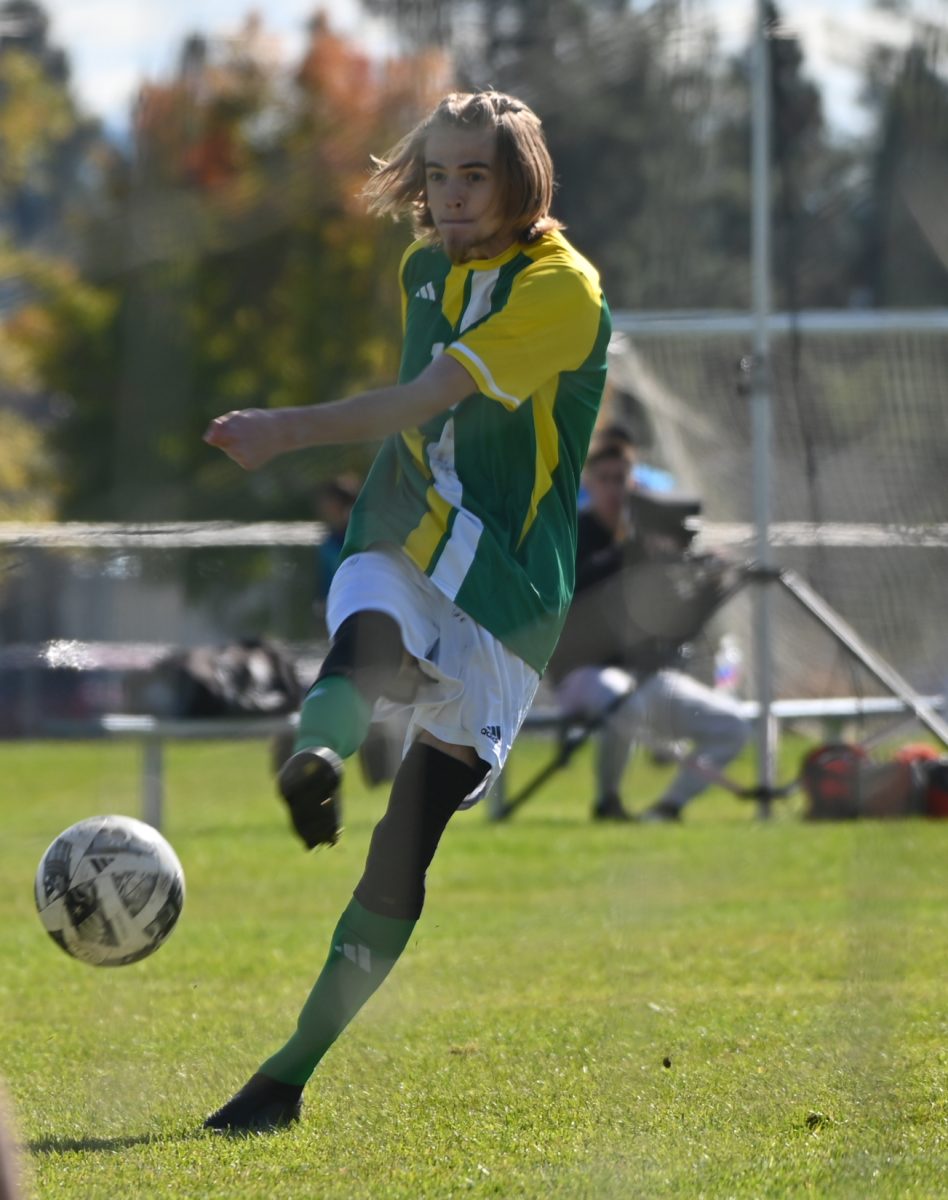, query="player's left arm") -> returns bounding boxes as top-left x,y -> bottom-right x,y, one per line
204,354 -> 476,471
